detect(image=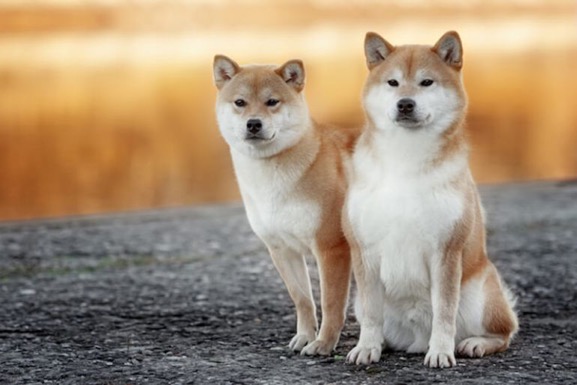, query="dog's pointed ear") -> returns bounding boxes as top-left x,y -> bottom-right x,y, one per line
364,32 -> 394,70
276,60 -> 305,92
213,55 -> 240,89
433,31 -> 463,70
